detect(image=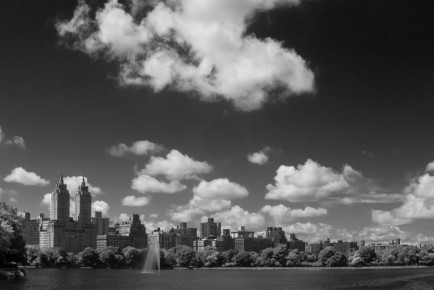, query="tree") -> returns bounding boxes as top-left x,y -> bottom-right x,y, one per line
123,247 -> 143,268
318,246 -> 347,267
78,247 -> 99,267
26,245 -> 41,266
167,245 -> 196,267
273,244 -> 289,267
233,251 -> 254,267
259,247 -> 277,267
222,249 -> 238,266
286,249 -> 302,267
0,202 -> 26,266
98,246 -> 124,267
357,247 -> 377,264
